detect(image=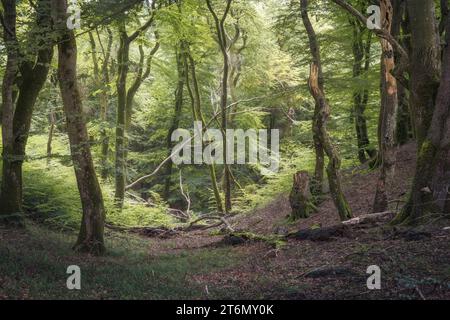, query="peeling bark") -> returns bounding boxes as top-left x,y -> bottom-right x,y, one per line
302,0 -> 352,221
373,0 -> 399,213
